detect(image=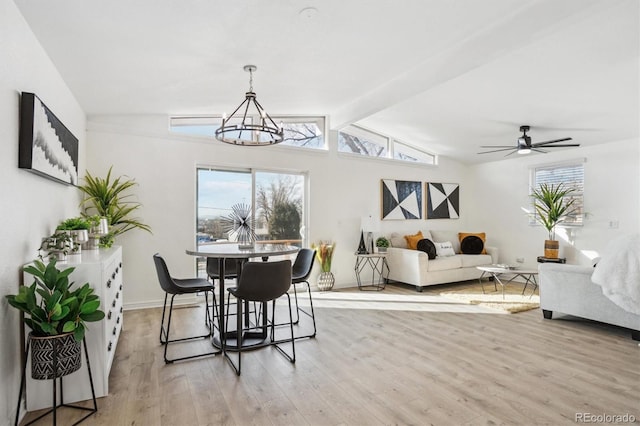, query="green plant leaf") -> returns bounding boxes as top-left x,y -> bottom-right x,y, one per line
51,305 -> 70,321
73,324 -> 85,341
40,322 -> 55,334
80,300 -> 101,314
62,320 -> 76,333
81,310 -> 105,322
